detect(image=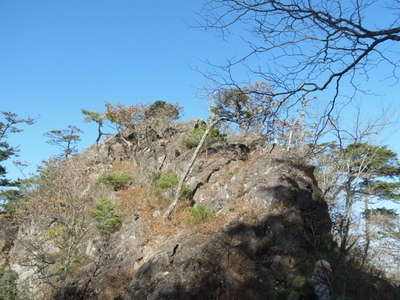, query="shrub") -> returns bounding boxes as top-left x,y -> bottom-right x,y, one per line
91,198 -> 122,235
186,205 -> 215,224
98,172 -> 133,190
153,173 -> 192,201
46,225 -> 69,239
156,173 -> 179,190
0,268 -> 18,300
179,184 -> 193,202
153,173 -> 179,198
183,123 -> 226,149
